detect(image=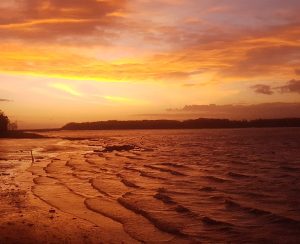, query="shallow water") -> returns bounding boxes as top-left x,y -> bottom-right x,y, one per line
2,128 -> 300,243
